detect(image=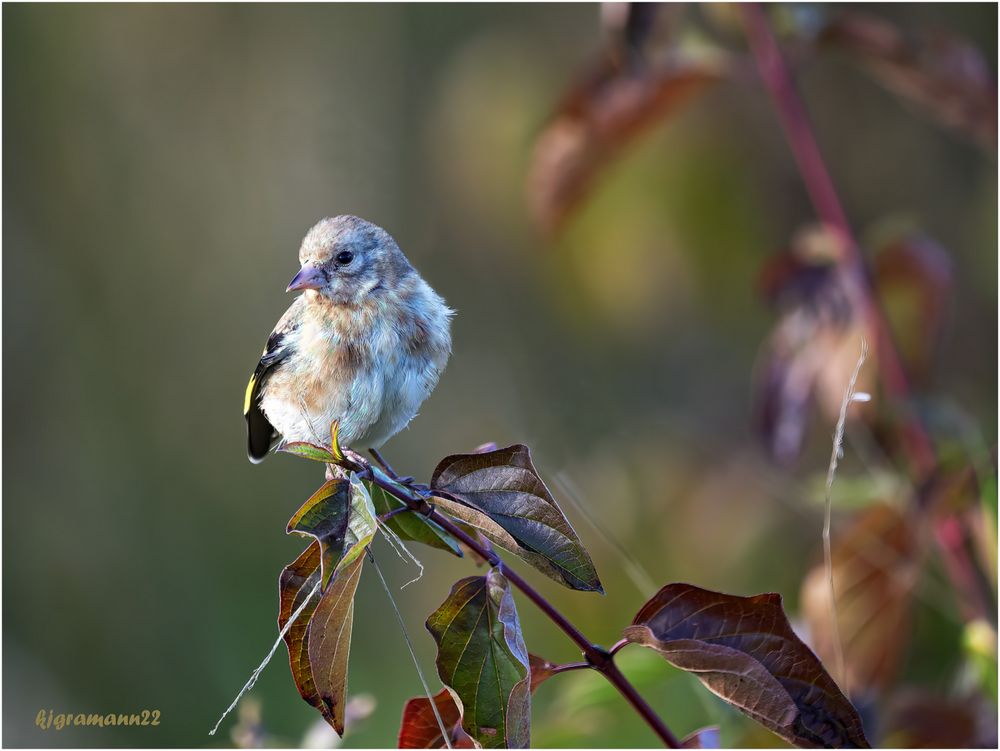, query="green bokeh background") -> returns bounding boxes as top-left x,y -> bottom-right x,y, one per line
4,3 -> 996,748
